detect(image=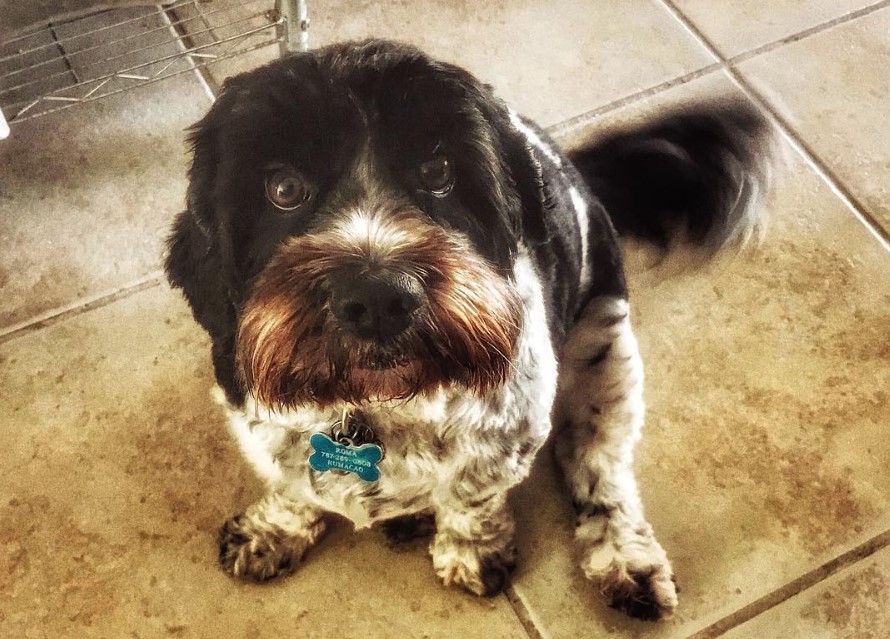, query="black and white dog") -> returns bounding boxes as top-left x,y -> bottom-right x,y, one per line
165,39 -> 776,620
